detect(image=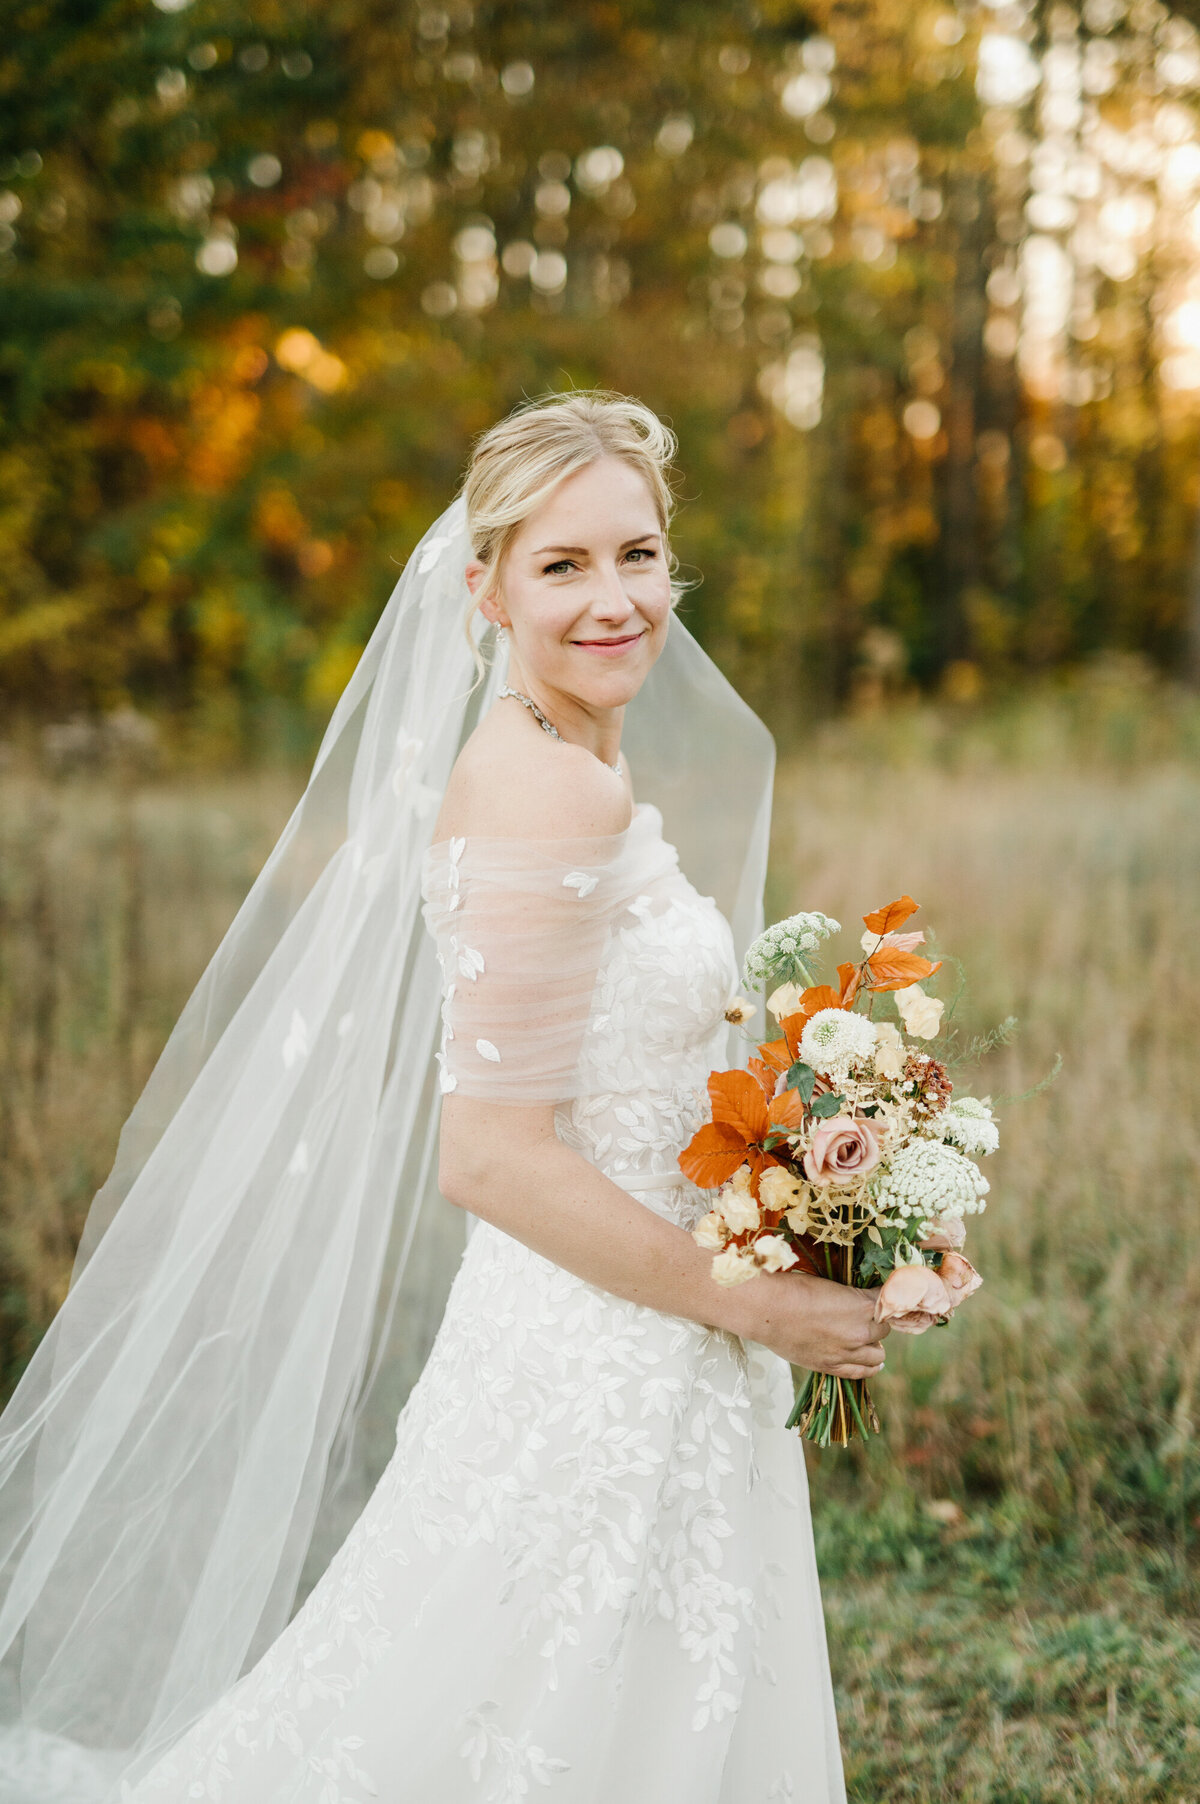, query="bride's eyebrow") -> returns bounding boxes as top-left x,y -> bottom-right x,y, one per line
532,533 -> 660,557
